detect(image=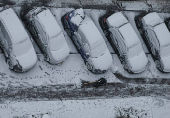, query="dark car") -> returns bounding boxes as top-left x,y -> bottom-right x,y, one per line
62,8 -> 113,74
